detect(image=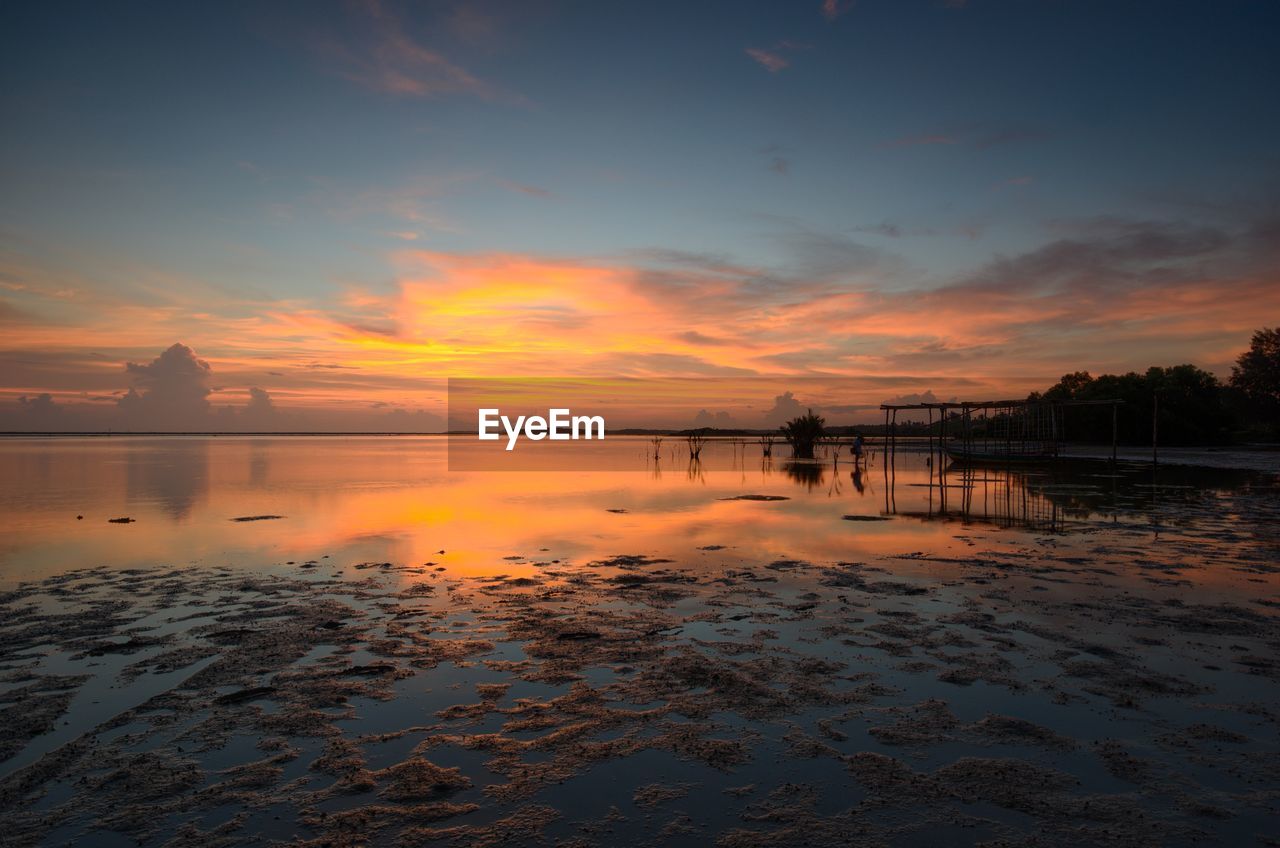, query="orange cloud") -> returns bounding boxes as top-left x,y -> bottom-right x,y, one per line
4,211 -> 1278,429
